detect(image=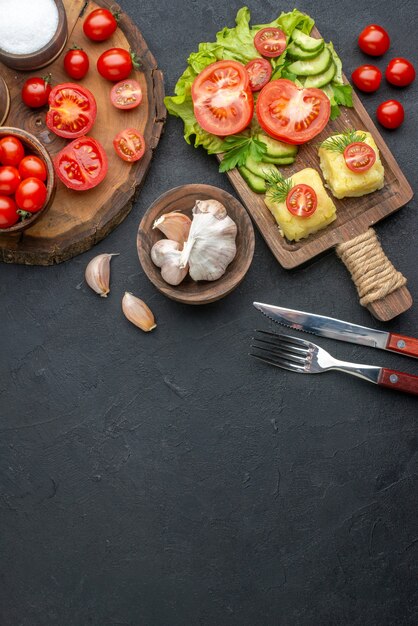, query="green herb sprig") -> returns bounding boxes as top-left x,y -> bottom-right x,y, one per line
320,129 -> 366,153
264,169 -> 294,204
219,135 -> 267,173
